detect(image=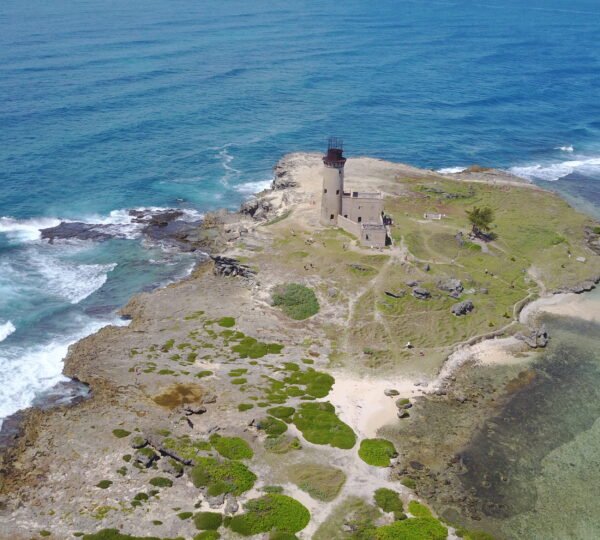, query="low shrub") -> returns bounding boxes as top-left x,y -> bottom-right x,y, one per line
408,500 -> 432,518
374,488 -> 403,515
96,480 -> 112,489
193,533 -> 220,540
283,369 -> 334,398
358,439 -> 397,467
238,403 -> 254,412
374,517 -> 448,540
190,457 -> 256,496
112,429 -> 131,439
217,317 -> 236,328
272,283 -> 320,320
194,512 -> 223,530
232,337 -> 284,359
82,530 -> 184,540
256,416 -> 288,438
229,494 -> 310,536
401,477 -> 416,490
288,463 -> 346,501
149,477 -> 173,488
177,512 -> 193,520
210,434 -> 253,460
267,406 -> 295,423
292,402 -> 356,449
